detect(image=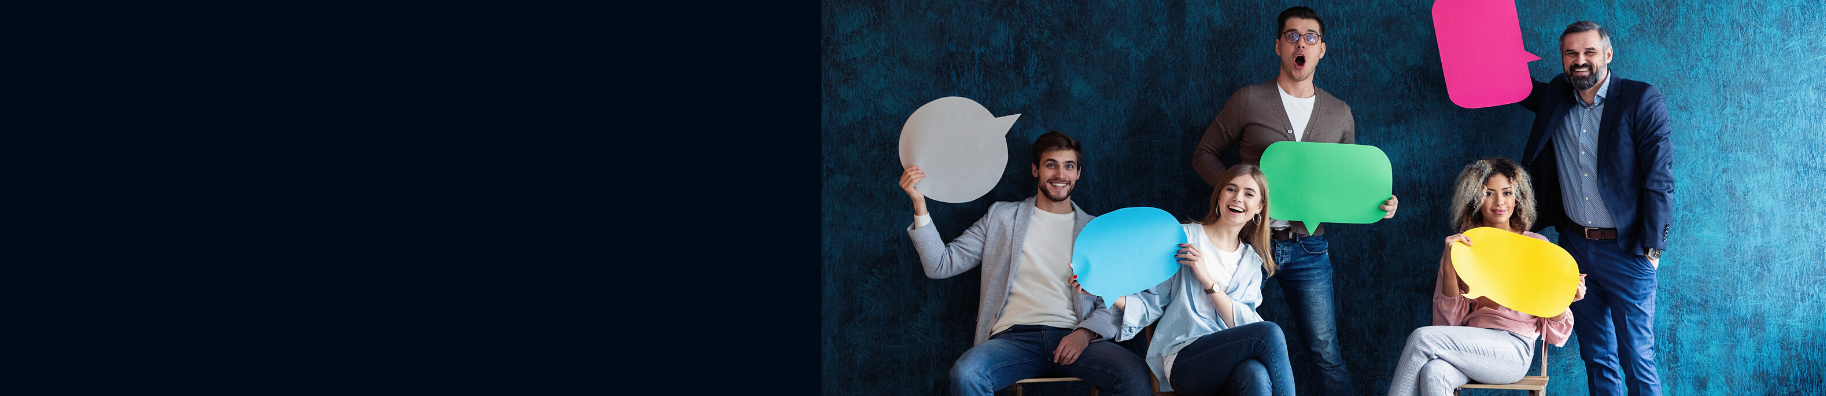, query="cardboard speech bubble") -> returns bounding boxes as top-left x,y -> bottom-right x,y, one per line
1258,142 -> 1392,235
1071,207 -> 1187,308
1448,227 -> 1583,317
1433,0 -> 1540,108
898,97 -> 1022,203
